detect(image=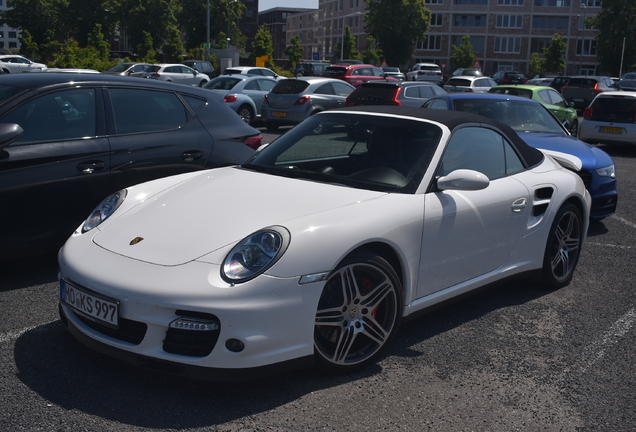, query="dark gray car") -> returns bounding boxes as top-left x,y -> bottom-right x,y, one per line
261,77 -> 355,130
345,81 -> 447,107
561,76 -> 617,109
0,73 -> 261,259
